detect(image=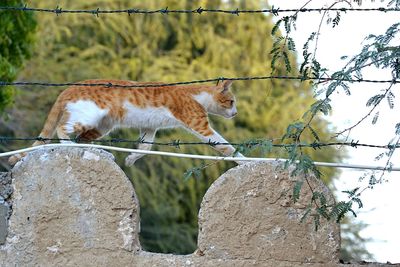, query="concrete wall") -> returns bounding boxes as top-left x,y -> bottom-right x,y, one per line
0,147 -> 392,266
